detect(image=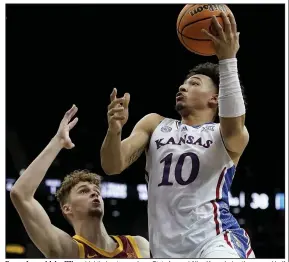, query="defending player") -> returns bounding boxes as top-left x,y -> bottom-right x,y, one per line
101,12 -> 255,258
10,105 -> 149,258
